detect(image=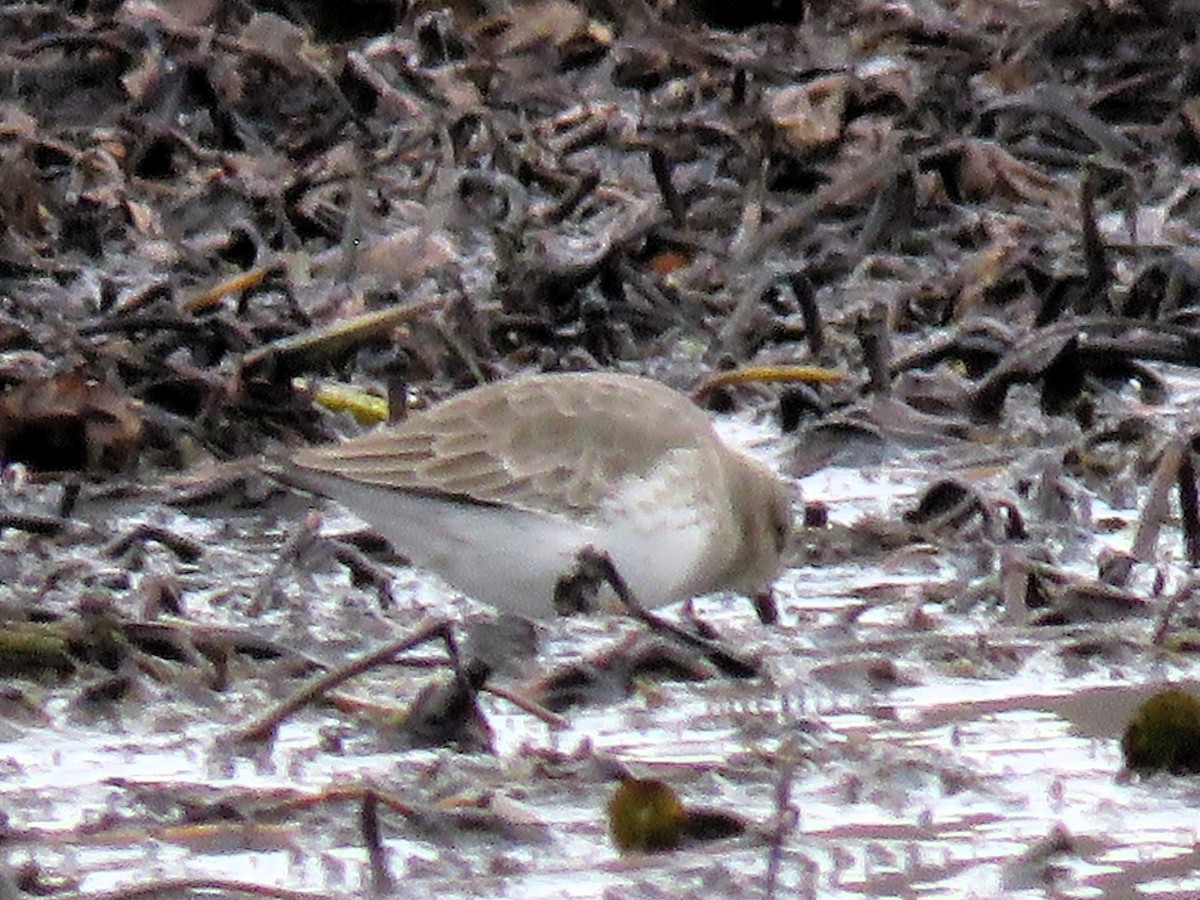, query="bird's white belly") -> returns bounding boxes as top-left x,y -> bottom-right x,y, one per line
302,474 -> 712,618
